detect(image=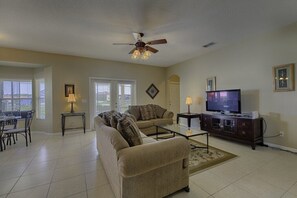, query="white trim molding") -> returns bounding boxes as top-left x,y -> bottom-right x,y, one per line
265,142 -> 297,153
